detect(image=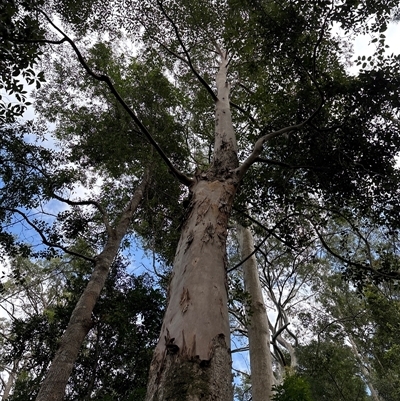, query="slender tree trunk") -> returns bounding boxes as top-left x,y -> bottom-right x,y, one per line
36,174 -> 149,401
84,325 -> 101,400
237,224 -> 274,401
145,51 -> 239,401
2,359 -> 19,400
348,334 -> 382,401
